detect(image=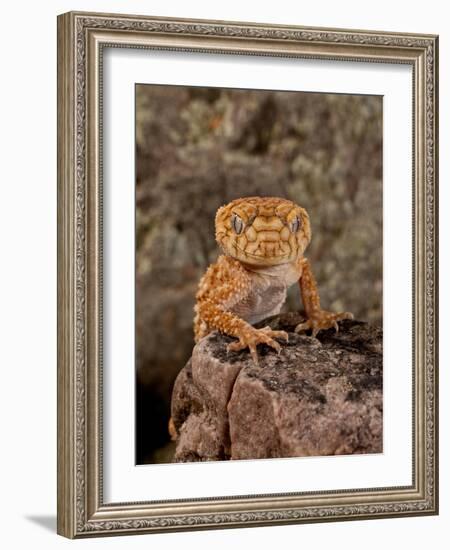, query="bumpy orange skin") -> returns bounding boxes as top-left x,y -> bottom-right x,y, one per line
193,196 -> 352,364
